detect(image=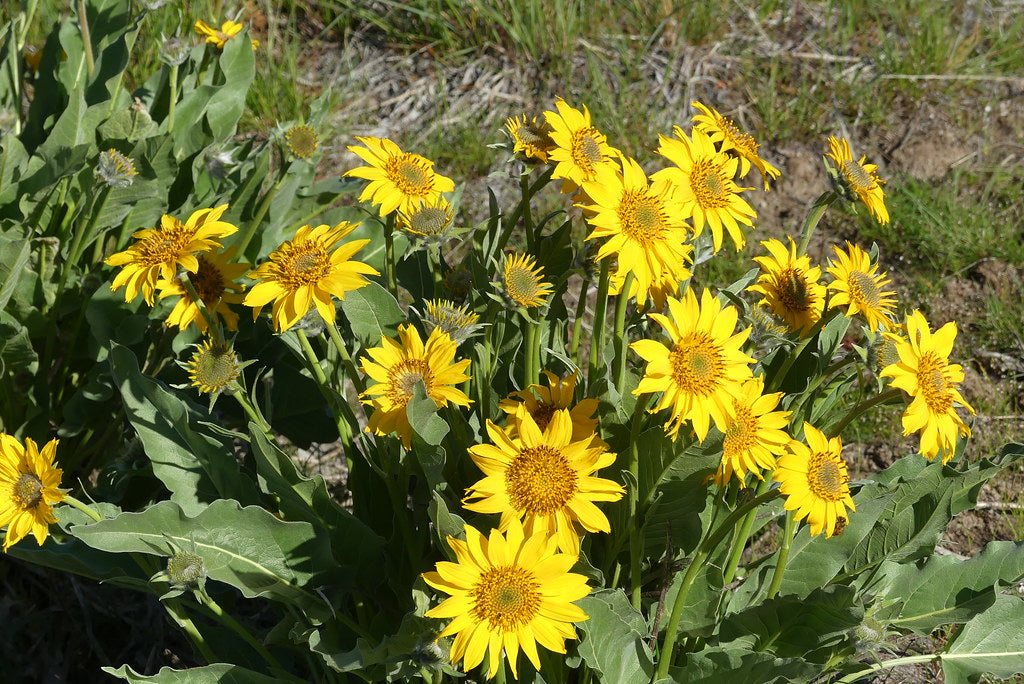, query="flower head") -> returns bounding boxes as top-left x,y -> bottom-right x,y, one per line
157,248 -> 249,333
579,157 -> 693,305
502,253 -> 553,309
286,124 -> 319,159
185,339 -> 243,396
397,196 -> 455,244
499,371 -> 602,446
747,237 -> 826,335
825,136 -> 889,224
712,376 -> 792,486
691,101 -> 780,190
775,424 -> 855,538
880,311 -> 975,463
95,149 -> 138,188
653,126 -> 757,252
0,435 -> 65,551
631,288 -> 755,440
504,114 -> 556,163
544,98 -> 619,190
244,222 -> 378,333
106,204 -> 238,305
345,137 -> 455,217
464,406 -> 623,555
360,325 -> 472,448
423,520 -> 591,679
422,299 -> 484,344
826,241 -> 897,331
194,20 -> 243,50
